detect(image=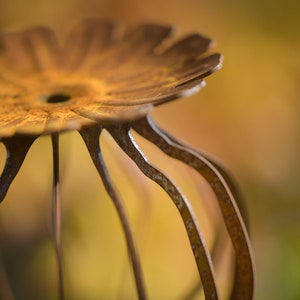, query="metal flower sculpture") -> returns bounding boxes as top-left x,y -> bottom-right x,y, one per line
0,19 -> 254,299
